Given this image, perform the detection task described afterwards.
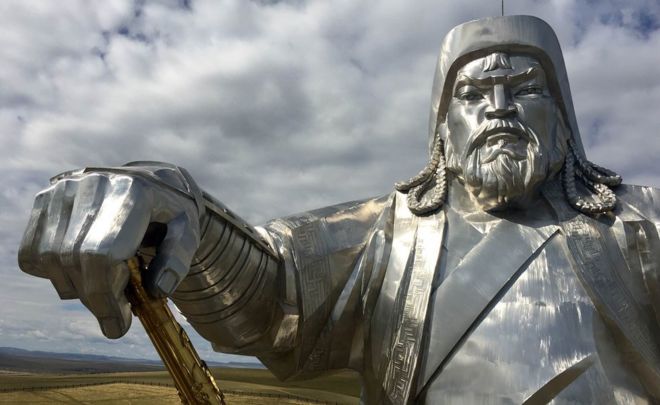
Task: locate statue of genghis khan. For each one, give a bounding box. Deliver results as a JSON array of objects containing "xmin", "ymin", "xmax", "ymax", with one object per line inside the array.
[{"xmin": 18, "ymin": 15, "xmax": 660, "ymax": 404}]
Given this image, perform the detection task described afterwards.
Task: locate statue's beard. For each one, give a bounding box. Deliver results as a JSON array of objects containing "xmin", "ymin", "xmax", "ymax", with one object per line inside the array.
[{"xmin": 446, "ymin": 118, "xmax": 562, "ymax": 211}]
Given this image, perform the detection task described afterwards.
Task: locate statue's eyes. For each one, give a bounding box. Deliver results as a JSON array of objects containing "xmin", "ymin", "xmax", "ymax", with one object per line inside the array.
[
  {"xmin": 515, "ymin": 86, "xmax": 544, "ymax": 97},
  {"xmin": 456, "ymin": 87, "xmax": 484, "ymax": 101}
]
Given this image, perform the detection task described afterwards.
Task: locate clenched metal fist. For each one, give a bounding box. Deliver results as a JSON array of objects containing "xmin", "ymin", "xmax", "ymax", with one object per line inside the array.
[{"xmin": 18, "ymin": 162, "xmax": 205, "ymax": 339}]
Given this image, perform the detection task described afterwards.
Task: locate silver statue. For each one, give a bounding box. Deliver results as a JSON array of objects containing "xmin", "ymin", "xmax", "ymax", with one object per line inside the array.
[{"xmin": 18, "ymin": 15, "xmax": 660, "ymax": 404}]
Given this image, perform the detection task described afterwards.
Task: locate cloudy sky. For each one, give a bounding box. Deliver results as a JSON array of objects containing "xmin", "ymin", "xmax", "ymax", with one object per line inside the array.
[{"xmin": 1, "ymin": 0, "xmax": 659, "ymax": 364}]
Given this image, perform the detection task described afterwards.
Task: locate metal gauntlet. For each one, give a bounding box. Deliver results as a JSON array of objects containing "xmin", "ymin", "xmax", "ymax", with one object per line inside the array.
[{"xmin": 171, "ymin": 193, "xmax": 287, "ymax": 354}]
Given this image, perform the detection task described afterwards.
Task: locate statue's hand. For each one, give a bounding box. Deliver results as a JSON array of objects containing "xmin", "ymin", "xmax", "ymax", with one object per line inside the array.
[{"xmin": 18, "ymin": 162, "xmax": 204, "ymax": 339}]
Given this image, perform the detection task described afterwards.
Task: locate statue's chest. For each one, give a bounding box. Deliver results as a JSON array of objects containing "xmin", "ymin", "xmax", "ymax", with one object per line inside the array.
[{"xmin": 416, "ymin": 226, "xmax": 619, "ymax": 404}]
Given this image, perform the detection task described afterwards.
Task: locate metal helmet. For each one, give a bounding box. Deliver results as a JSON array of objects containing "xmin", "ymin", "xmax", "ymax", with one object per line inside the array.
[{"xmin": 428, "ymin": 15, "xmax": 585, "ymax": 155}]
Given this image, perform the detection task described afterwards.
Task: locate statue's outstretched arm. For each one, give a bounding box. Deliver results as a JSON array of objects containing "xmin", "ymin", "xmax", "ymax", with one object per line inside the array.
[{"xmin": 18, "ymin": 161, "xmax": 389, "ymax": 380}]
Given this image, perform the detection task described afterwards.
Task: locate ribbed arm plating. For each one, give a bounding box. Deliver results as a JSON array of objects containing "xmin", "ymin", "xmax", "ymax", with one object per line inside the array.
[{"xmin": 171, "ymin": 192, "xmax": 292, "ymax": 354}]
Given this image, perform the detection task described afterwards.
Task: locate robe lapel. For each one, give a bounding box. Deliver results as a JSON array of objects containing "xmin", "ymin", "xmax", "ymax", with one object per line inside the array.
[
  {"xmin": 371, "ymin": 192, "xmax": 419, "ymax": 387},
  {"xmin": 383, "ymin": 210, "xmax": 445, "ymax": 404},
  {"xmin": 417, "ymin": 218, "xmax": 557, "ymax": 396},
  {"xmin": 372, "ymin": 192, "xmax": 446, "ymax": 405}
]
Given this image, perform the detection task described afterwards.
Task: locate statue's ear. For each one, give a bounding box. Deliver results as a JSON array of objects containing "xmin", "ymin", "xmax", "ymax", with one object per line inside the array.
[
  {"xmin": 557, "ymin": 106, "xmax": 570, "ymax": 140},
  {"xmin": 439, "ymin": 122, "xmax": 461, "ymax": 174},
  {"xmin": 429, "ymin": 121, "xmax": 448, "ymax": 153},
  {"xmin": 437, "ymin": 121, "xmax": 449, "ymax": 141}
]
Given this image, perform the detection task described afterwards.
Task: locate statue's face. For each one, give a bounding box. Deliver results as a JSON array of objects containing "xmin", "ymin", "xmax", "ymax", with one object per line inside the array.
[{"xmin": 443, "ymin": 53, "xmax": 567, "ymax": 211}]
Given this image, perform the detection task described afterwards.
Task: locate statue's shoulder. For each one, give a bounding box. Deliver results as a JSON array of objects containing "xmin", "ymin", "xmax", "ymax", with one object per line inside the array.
[
  {"xmin": 261, "ymin": 193, "xmax": 395, "ymax": 257},
  {"xmin": 266, "ymin": 193, "xmax": 394, "ymax": 230},
  {"xmin": 615, "ymin": 183, "xmax": 660, "ymax": 223}
]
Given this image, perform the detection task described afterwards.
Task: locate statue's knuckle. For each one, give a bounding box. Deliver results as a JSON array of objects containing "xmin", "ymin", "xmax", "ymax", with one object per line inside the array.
[
  {"xmin": 58, "ymin": 248, "xmax": 76, "ymax": 267},
  {"xmin": 81, "ymin": 172, "xmax": 109, "ymax": 185},
  {"xmin": 35, "ymin": 243, "xmax": 53, "ymax": 259},
  {"xmin": 34, "ymin": 189, "xmax": 52, "ymax": 202},
  {"xmin": 128, "ymin": 177, "xmax": 149, "ymax": 196},
  {"xmin": 18, "ymin": 232, "xmax": 34, "ymax": 250},
  {"xmin": 109, "ymin": 174, "xmax": 148, "ymax": 197},
  {"xmin": 80, "ymin": 247, "xmax": 111, "ymax": 264},
  {"xmin": 17, "ymin": 247, "xmax": 33, "ymax": 270}
]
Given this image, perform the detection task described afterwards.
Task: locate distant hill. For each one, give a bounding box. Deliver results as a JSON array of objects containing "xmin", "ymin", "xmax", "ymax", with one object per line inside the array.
[{"xmin": 0, "ymin": 347, "xmax": 263, "ymax": 374}]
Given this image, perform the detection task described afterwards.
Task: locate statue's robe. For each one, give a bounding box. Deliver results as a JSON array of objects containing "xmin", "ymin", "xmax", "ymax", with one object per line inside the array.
[{"xmin": 253, "ymin": 180, "xmax": 660, "ymax": 404}]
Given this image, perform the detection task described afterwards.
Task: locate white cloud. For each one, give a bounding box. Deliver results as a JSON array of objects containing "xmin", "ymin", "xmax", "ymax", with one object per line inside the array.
[{"xmin": 1, "ymin": 0, "xmax": 659, "ymax": 363}]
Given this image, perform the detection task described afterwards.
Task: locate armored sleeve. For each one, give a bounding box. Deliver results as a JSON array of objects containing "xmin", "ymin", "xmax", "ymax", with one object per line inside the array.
[
  {"xmin": 172, "ymin": 192, "xmax": 392, "ymax": 380},
  {"xmin": 171, "ymin": 192, "xmax": 286, "ymax": 354}
]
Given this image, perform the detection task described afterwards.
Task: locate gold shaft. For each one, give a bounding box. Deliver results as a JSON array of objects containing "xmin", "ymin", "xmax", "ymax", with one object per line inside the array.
[{"xmin": 125, "ymin": 256, "xmax": 226, "ymax": 405}]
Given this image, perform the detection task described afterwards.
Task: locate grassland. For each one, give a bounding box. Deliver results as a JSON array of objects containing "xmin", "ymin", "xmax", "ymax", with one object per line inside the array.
[{"xmin": 0, "ymin": 368, "xmax": 362, "ymax": 404}]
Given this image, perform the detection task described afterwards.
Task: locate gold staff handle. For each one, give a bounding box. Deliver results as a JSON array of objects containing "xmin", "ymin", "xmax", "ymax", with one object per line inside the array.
[{"xmin": 124, "ymin": 256, "xmax": 226, "ymax": 405}]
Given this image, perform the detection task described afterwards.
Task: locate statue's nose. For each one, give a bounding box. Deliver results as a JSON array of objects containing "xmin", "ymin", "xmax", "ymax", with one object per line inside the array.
[{"xmin": 485, "ymin": 84, "xmax": 516, "ymax": 119}]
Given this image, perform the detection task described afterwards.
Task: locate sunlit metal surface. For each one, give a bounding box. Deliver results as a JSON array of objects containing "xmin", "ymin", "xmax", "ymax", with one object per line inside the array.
[{"xmin": 18, "ymin": 15, "xmax": 660, "ymax": 405}]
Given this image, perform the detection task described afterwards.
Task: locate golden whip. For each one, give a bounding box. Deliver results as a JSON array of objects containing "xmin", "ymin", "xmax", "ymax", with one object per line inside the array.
[{"xmin": 125, "ymin": 256, "xmax": 226, "ymax": 405}]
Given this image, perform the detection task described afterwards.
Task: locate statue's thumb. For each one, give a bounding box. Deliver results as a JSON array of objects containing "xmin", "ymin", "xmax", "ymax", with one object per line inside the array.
[{"xmin": 144, "ymin": 212, "xmax": 200, "ymax": 297}]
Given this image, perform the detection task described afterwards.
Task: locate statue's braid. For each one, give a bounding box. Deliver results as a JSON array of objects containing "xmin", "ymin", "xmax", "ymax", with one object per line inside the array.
[
  {"xmin": 569, "ymin": 139, "xmax": 622, "ymax": 187},
  {"xmin": 395, "ymin": 138, "xmax": 442, "ymax": 192},
  {"xmin": 562, "ymin": 141, "xmax": 618, "ymax": 214},
  {"xmin": 428, "ymin": 142, "xmax": 448, "ymax": 210},
  {"xmin": 405, "ymin": 138, "xmax": 448, "ymax": 215}
]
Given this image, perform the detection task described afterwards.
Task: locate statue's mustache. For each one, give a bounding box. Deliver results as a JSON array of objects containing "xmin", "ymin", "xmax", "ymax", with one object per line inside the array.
[{"xmin": 464, "ymin": 119, "xmax": 537, "ymax": 162}]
